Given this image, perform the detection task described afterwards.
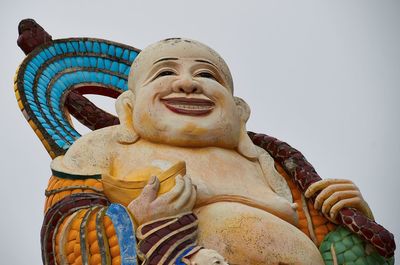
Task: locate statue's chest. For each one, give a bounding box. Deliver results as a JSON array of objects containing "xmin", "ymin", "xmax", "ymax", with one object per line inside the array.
[{"xmin": 111, "ymin": 143, "xmax": 272, "ymax": 201}]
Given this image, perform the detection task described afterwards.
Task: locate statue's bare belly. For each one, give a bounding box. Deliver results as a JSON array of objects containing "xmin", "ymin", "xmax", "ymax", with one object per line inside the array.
[{"xmin": 195, "ymin": 202, "xmax": 324, "ymax": 265}]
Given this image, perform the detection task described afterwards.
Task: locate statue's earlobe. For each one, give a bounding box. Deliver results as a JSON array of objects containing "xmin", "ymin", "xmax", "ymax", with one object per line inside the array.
[
  {"xmin": 114, "ymin": 90, "xmax": 139, "ymax": 144},
  {"xmin": 234, "ymin": 97, "xmax": 258, "ymax": 160}
]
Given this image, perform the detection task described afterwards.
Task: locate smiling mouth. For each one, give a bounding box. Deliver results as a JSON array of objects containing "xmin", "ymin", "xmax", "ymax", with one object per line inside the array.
[{"xmin": 161, "ymin": 97, "xmax": 215, "ymax": 116}]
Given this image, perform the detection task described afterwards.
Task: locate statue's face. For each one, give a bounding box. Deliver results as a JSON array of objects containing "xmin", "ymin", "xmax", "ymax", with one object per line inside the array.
[{"xmin": 129, "ymin": 39, "xmax": 242, "ymax": 148}]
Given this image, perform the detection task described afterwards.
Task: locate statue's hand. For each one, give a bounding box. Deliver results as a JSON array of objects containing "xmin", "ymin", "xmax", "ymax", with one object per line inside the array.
[
  {"xmin": 128, "ymin": 175, "xmax": 196, "ymax": 226},
  {"xmin": 304, "ymin": 178, "xmax": 373, "ymax": 224}
]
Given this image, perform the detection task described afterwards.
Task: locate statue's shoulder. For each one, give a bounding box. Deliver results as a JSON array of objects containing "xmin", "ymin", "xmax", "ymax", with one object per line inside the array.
[{"xmin": 51, "ymin": 126, "xmax": 119, "ymax": 175}]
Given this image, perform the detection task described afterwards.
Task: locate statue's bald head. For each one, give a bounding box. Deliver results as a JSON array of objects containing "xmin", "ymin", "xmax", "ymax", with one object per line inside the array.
[{"xmin": 128, "ymin": 38, "xmax": 234, "ymax": 94}]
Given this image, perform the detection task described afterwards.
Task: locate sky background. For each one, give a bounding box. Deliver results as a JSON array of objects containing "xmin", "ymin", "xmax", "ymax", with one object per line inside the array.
[{"xmin": 0, "ymin": 0, "xmax": 399, "ymax": 263}]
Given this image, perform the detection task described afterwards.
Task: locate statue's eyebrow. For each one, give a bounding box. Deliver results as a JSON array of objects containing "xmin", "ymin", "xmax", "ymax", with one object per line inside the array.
[
  {"xmin": 194, "ymin": 59, "xmax": 217, "ymax": 68},
  {"xmin": 153, "ymin": 57, "xmax": 179, "ymax": 65}
]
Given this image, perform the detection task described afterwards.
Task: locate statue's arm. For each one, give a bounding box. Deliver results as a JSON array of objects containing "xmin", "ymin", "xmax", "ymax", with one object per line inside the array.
[
  {"xmin": 42, "ymin": 128, "xmax": 140, "ymax": 265},
  {"xmin": 42, "ymin": 174, "xmax": 137, "ymax": 265}
]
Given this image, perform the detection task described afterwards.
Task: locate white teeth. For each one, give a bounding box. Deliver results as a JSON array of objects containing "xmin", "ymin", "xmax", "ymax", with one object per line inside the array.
[{"xmin": 171, "ymin": 104, "xmax": 212, "ymax": 110}]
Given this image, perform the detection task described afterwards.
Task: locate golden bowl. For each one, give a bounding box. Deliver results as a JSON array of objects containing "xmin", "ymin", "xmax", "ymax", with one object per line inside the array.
[{"xmin": 102, "ymin": 161, "xmax": 186, "ymax": 206}]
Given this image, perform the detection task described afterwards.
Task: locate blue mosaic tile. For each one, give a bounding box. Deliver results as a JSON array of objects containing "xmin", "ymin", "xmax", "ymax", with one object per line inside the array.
[
  {"xmin": 103, "ymin": 74, "xmax": 111, "ymax": 85},
  {"xmin": 97, "ymin": 58, "xmax": 104, "ymax": 69},
  {"xmin": 79, "ymin": 41, "xmax": 86, "ymax": 52},
  {"xmin": 71, "ymin": 41, "xmax": 79, "ymax": 52},
  {"xmin": 44, "ymin": 49, "xmax": 53, "ymax": 59},
  {"xmin": 59, "ymin": 43, "xmax": 68, "ymax": 53},
  {"xmin": 30, "ymin": 57, "xmax": 41, "ymax": 70},
  {"xmin": 117, "ymin": 79, "xmax": 126, "ymax": 89},
  {"xmin": 116, "ymin": 47, "xmax": 123, "ymax": 57},
  {"xmin": 111, "ymin": 75, "xmax": 119, "ymax": 87},
  {"xmin": 66, "ymin": 42, "xmax": 75, "ymax": 53},
  {"xmin": 124, "ymin": 67, "xmax": 130, "ymax": 76},
  {"xmin": 108, "ymin": 45, "xmax": 115, "ymax": 57},
  {"xmin": 54, "ymin": 44, "xmax": 63, "ymax": 55},
  {"xmin": 85, "ymin": 41, "xmax": 92, "ymax": 52},
  {"xmin": 70, "ymin": 57, "xmax": 78, "ymax": 67},
  {"xmin": 101, "ymin": 43, "xmax": 108, "ymax": 54},
  {"xmin": 129, "ymin": 51, "xmax": 137, "ymax": 62},
  {"xmin": 83, "ymin": 57, "xmax": 90, "ymax": 67},
  {"xmin": 89, "ymin": 57, "xmax": 97, "ymax": 67},
  {"xmin": 93, "ymin": 42, "xmax": 100, "ymax": 53},
  {"xmin": 111, "ymin": 61, "xmax": 118, "ymax": 72},
  {"xmin": 122, "ymin": 49, "xmax": 129, "ymax": 60},
  {"xmin": 25, "ymin": 64, "xmax": 37, "ymax": 75},
  {"xmin": 48, "ymin": 46, "xmax": 57, "ymax": 57},
  {"xmin": 104, "ymin": 59, "xmax": 111, "ymax": 70},
  {"xmin": 76, "ymin": 57, "xmax": 84, "ymax": 67}
]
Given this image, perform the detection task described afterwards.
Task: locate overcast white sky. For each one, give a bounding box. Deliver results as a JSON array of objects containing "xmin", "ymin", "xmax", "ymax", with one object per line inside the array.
[{"xmin": 0, "ymin": 0, "xmax": 399, "ymax": 263}]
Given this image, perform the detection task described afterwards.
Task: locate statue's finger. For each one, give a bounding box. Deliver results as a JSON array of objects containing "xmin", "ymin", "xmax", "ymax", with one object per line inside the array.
[
  {"xmin": 329, "ymin": 197, "xmax": 362, "ymax": 220},
  {"xmin": 321, "ymin": 190, "xmax": 359, "ymax": 216},
  {"xmin": 139, "ymin": 176, "xmax": 160, "ymax": 203},
  {"xmin": 305, "ymin": 178, "xmax": 353, "ymax": 198},
  {"xmin": 313, "ymin": 183, "xmax": 355, "ymax": 210},
  {"xmin": 158, "ymin": 175, "xmax": 185, "ymax": 203},
  {"xmin": 183, "ymin": 186, "xmax": 197, "ymax": 212},
  {"xmin": 174, "ymin": 177, "xmax": 194, "ymax": 210}
]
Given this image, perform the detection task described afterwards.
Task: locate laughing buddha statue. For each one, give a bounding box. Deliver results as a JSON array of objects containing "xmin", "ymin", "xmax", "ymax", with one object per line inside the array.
[
  {"xmin": 14, "ymin": 20, "xmax": 393, "ymax": 264},
  {"xmin": 39, "ymin": 38, "xmax": 382, "ymax": 265}
]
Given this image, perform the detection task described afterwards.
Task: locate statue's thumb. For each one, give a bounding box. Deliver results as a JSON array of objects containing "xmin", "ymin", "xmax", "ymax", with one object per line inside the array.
[{"xmin": 140, "ymin": 176, "xmax": 160, "ymax": 203}]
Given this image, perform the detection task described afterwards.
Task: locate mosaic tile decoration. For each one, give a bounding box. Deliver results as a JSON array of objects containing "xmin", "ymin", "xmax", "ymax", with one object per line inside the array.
[{"xmin": 14, "ymin": 38, "xmax": 140, "ymax": 158}]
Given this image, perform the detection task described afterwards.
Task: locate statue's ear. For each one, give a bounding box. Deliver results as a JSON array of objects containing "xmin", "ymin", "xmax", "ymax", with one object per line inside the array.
[
  {"xmin": 114, "ymin": 90, "xmax": 139, "ymax": 144},
  {"xmin": 234, "ymin": 96, "xmax": 250, "ymax": 123},
  {"xmin": 234, "ymin": 97, "xmax": 258, "ymax": 161}
]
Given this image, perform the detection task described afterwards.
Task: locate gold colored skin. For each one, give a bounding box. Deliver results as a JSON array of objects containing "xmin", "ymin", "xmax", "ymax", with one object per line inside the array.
[{"xmin": 51, "ymin": 39, "xmax": 371, "ymax": 265}]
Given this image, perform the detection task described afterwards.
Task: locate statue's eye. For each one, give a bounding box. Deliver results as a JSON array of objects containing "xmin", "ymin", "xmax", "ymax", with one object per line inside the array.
[
  {"xmin": 196, "ymin": 72, "xmax": 216, "ymax": 80},
  {"xmin": 155, "ymin": 70, "xmax": 175, "ymax": 78}
]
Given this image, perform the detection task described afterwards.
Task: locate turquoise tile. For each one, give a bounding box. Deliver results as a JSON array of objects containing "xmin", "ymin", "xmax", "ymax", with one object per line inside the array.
[
  {"xmin": 71, "ymin": 41, "xmax": 79, "ymax": 52},
  {"xmin": 108, "ymin": 45, "xmax": 115, "ymax": 56},
  {"xmin": 79, "ymin": 41, "xmax": 86, "ymax": 52},
  {"xmin": 31, "ymin": 57, "xmax": 42, "ymax": 70},
  {"xmin": 48, "ymin": 46, "xmax": 57, "ymax": 56},
  {"xmin": 98, "ymin": 58, "xmax": 104, "ymax": 69},
  {"xmin": 117, "ymin": 79, "xmax": 125, "ymax": 89},
  {"xmin": 116, "ymin": 47, "xmax": 123, "ymax": 57},
  {"xmin": 119, "ymin": 63, "xmax": 128, "ymax": 74},
  {"xmin": 104, "ymin": 59, "xmax": 111, "ymax": 69},
  {"xmin": 64, "ymin": 58, "xmax": 72, "ymax": 68},
  {"xmin": 59, "ymin": 43, "xmax": 68, "ymax": 53},
  {"xmin": 44, "ymin": 49, "xmax": 53, "ymax": 59},
  {"xmin": 25, "ymin": 64, "xmax": 37, "ymax": 75},
  {"xmin": 66, "ymin": 42, "xmax": 75, "ymax": 53},
  {"xmin": 93, "ymin": 42, "xmax": 100, "ymax": 53},
  {"xmin": 129, "ymin": 51, "xmax": 137, "ymax": 62},
  {"xmin": 70, "ymin": 58, "xmax": 78, "ymax": 67},
  {"xmin": 122, "ymin": 49, "xmax": 129, "ymax": 60},
  {"xmin": 85, "ymin": 41, "xmax": 92, "ymax": 52},
  {"xmin": 111, "ymin": 75, "xmax": 119, "ymax": 86},
  {"xmin": 54, "ymin": 44, "xmax": 63, "ymax": 55},
  {"xmin": 111, "ymin": 61, "xmax": 118, "ymax": 72},
  {"xmin": 83, "ymin": 57, "xmax": 90, "ymax": 67},
  {"xmin": 101, "ymin": 43, "xmax": 108, "ymax": 54},
  {"xmin": 76, "ymin": 57, "xmax": 84, "ymax": 67},
  {"xmin": 89, "ymin": 57, "xmax": 97, "ymax": 67},
  {"xmin": 103, "ymin": 74, "xmax": 111, "ymax": 85},
  {"xmin": 24, "ymin": 71, "xmax": 34, "ymax": 83},
  {"xmin": 47, "ymin": 64, "xmax": 58, "ymax": 75}
]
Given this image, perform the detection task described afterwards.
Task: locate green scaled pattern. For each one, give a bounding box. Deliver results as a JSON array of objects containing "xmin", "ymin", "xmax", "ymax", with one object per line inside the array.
[{"xmin": 320, "ymin": 226, "xmax": 394, "ymax": 265}]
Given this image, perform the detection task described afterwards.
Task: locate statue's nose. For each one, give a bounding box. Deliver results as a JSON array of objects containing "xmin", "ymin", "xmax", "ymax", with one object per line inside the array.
[{"xmin": 172, "ymin": 75, "xmax": 201, "ymax": 94}]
